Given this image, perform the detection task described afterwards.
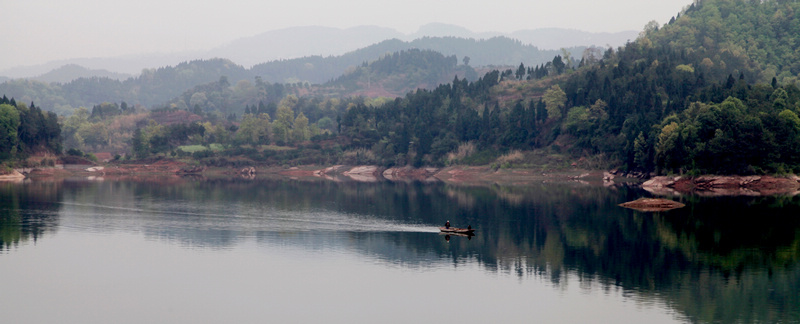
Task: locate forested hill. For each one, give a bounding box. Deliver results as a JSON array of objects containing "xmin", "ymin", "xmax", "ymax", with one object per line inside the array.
[
  {"xmin": 251, "ymin": 37, "xmax": 582, "ymax": 85},
  {"xmin": 0, "ymin": 36, "xmax": 580, "ymax": 115},
  {"xmin": 556, "ymin": 0, "xmax": 800, "ymax": 174},
  {"xmin": 649, "ymin": 0, "xmax": 800, "ymax": 85},
  {"xmin": 33, "ymin": 64, "xmax": 132, "ymax": 83},
  {"xmin": 320, "ymin": 49, "xmax": 468, "ymax": 98},
  {"xmin": 334, "ymin": 0, "xmax": 800, "ymax": 174},
  {"xmin": 0, "ymin": 59, "xmax": 250, "ymax": 115},
  {"xmin": 166, "ymin": 49, "xmax": 471, "ymax": 118}
]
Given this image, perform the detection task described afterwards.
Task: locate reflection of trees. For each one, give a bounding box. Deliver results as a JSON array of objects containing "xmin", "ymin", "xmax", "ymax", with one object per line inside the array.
[
  {"xmin": 650, "ymin": 197, "xmax": 800, "ymax": 323},
  {"xmin": 453, "ymin": 185, "xmax": 800, "ymax": 324},
  {"xmin": 0, "ymin": 206, "xmax": 22, "ymax": 250},
  {"xmin": 43, "ymin": 178, "xmax": 800, "ymax": 322},
  {"xmin": 0, "ymin": 181, "xmax": 62, "ymax": 252}
]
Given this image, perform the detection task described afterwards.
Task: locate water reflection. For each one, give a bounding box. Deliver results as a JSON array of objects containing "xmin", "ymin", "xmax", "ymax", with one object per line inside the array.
[
  {"xmin": 0, "ymin": 181, "xmax": 61, "ymax": 252},
  {"xmin": 442, "ymin": 232, "xmax": 474, "ymax": 242},
  {"xmin": 0, "ymin": 177, "xmax": 798, "ymax": 322}
]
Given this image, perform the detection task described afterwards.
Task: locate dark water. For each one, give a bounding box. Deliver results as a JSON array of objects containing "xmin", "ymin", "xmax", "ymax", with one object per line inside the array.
[{"xmin": 1, "ymin": 178, "xmax": 798, "ymax": 323}]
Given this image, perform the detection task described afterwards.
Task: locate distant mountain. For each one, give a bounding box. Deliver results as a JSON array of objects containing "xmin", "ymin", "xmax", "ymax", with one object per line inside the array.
[
  {"xmin": 0, "ymin": 52, "xmax": 203, "ymax": 79},
  {"xmin": 251, "ymin": 36, "xmax": 584, "ymax": 85},
  {"xmin": 217, "ymin": 24, "xmax": 636, "ymax": 68},
  {"xmin": 406, "ymin": 36, "xmax": 578, "ymax": 67},
  {"xmin": 0, "ymin": 34, "xmax": 591, "ymax": 112},
  {"xmin": 321, "ymin": 49, "xmax": 465, "ymax": 98},
  {"xmin": 32, "ymin": 64, "xmax": 132, "ymax": 83},
  {"xmin": 207, "ymin": 25, "xmax": 404, "ymax": 67},
  {"xmin": 0, "ymin": 23, "xmax": 637, "ymax": 80},
  {"xmin": 408, "ymin": 23, "xmax": 502, "ymax": 41},
  {"xmin": 510, "ymin": 28, "xmax": 638, "ymax": 50},
  {"xmin": 0, "ymin": 58, "xmax": 250, "ymax": 113}
]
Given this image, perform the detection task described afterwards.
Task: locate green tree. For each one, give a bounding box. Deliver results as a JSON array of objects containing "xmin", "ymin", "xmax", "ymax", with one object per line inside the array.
[
  {"xmin": 587, "ymin": 99, "xmax": 608, "ymax": 123},
  {"xmin": 560, "ymin": 48, "xmax": 573, "ymax": 69},
  {"xmin": 654, "ymin": 124, "xmax": 679, "ymax": 172},
  {"xmin": 273, "ymin": 97, "xmax": 296, "ymax": 144},
  {"xmin": 0, "ymin": 104, "xmax": 20, "ymax": 160},
  {"xmin": 131, "ymin": 128, "xmax": 148, "ymax": 158},
  {"xmin": 292, "ymin": 113, "xmax": 309, "ymax": 142},
  {"xmin": 235, "ymin": 114, "xmax": 271, "ymax": 145},
  {"xmin": 316, "ymin": 117, "xmax": 334, "ymax": 132},
  {"xmin": 543, "ymin": 85, "xmax": 567, "ymax": 121},
  {"xmin": 551, "ymin": 55, "xmax": 565, "ymax": 75},
  {"xmin": 515, "ymin": 63, "xmax": 526, "ymax": 80},
  {"xmin": 189, "ymin": 92, "xmax": 208, "ymax": 111},
  {"xmin": 15, "ymin": 103, "xmax": 40, "ymax": 153},
  {"xmin": 62, "ymin": 107, "xmax": 90, "ymax": 150},
  {"xmin": 77, "ymin": 123, "xmax": 109, "ymax": 151},
  {"xmin": 90, "ymin": 102, "xmax": 121, "ymax": 121}
]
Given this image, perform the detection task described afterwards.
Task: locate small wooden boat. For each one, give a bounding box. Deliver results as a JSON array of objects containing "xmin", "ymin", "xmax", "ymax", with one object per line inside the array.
[{"xmin": 439, "ymin": 227, "xmax": 475, "ymax": 234}]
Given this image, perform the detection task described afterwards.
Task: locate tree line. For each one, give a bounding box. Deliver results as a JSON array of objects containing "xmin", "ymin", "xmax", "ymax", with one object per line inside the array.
[
  {"xmin": 0, "ymin": 96, "xmax": 61, "ymax": 163},
  {"xmin": 333, "ymin": 0, "xmax": 800, "ymax": 174}
]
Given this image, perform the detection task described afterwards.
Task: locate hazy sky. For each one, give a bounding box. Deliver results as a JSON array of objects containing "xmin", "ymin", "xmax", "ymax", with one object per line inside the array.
[{"xmin": 2, "ymin": 0, "xmax": 691, "ymax": 70}]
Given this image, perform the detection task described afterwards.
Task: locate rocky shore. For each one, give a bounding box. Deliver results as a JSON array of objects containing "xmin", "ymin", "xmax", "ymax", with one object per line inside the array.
[
  {"xmin": 0, "ymin": 169, "xmax": 26, "ymax": 182},
  {"xmin": 14, "ymin": 159, "xmax": 610, "ymax": 186},
  {"xmin": 643, "ymin": 175, "xmax": 800, "ymax": 196},
  {"xmin": 11, "ymin": 158, "xmax": 800, "ymax": 196},
  {"xmin": 619, "ymin": 198, "xmax": 686, "ymax": 212}
]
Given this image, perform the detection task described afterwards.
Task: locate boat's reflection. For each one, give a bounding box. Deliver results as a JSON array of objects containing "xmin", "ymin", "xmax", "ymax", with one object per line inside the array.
[{"xmin": 441, "ymin": 232, "xmax": 474, "ymax": 241}]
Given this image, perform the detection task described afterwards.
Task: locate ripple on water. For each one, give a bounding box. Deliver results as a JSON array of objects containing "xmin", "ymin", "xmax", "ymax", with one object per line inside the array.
[{"xmin": 58, "ymin": 201, "xmax": 440, "ymax": 235}]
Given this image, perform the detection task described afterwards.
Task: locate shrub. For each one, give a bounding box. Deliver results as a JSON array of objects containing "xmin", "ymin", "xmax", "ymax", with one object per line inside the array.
[
  {"xmin": 67, "ymin": 148, "xmax": 84, "ymax": 156},
  {"xmin": 0, "ymin": 164, "xmax": 13, "ymax": 175},
  {"xmin": 178, "ymin": 145, "xmax": 209, "ymax": 153},
  {"xmin": 461, "ymin": 149, "xmax": 498, "ymax": 166},
  {"xmin": 496, "ymin": 150, "xmax": 524, "ymax": 165},
  {"xmin": 446, "ymin": 142, "xmax": 476, "ymax": 165},
  {"xmin": 192, "ymin": 150, "xmax": 214, "ymax": 159},
  {"xmin": 341, "ymin": 148, "xmax": 377, "ymax": 165}
]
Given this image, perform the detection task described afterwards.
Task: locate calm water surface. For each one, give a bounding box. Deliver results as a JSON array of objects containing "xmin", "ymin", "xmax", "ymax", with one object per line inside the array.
[{"xmin": 1, "ymin": 178, "xmax": 798, "ymax": 323}]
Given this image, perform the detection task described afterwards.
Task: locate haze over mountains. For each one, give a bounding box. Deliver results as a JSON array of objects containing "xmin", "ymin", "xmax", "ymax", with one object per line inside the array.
[
  {"xmin": 0, "ymin": 23, "xmax": 637, "ymax": 81},
  {"xmin": 212, "ymin": 23, "xmax": 637, "ymax": 67},
  {"xmin": 8, "ymin": 0, "xmax": 800, "ymax": 179}
]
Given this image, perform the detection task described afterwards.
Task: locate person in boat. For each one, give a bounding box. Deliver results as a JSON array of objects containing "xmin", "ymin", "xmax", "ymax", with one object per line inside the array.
[
  {"xmin": 445, "ymin": 220, "xmax": 450, "ymax": 229},
  {"xmin": 467, "ymin": 225, "xmax": 471, "ymax": 230}
]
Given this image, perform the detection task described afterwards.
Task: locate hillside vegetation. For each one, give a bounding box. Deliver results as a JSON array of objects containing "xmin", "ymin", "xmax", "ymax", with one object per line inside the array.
[
  {"xmin": 556, "ymin": 0, "xmax": 800, "ymax": 174},
  {"xmin": 0, "ymin": 96, "xmax": 61, "ymax": 165},
  {"xmin": 4, "ymin": 0, "xmax": 800, "ymax": 176},
  {"xmin": 331, "ymin": 0, "xmax": 800, "ymax": 174}
]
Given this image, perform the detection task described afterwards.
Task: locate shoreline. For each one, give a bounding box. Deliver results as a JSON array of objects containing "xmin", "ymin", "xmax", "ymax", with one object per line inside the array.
[
  {"xmin": 13, "ymin": 159, "xmax": 800, "ymax": 196},
  {"xmin": 643, "ymin": 175, "xmax": 800, "ymax": 196},
  {"xmin": 17, "ymin": 160, "xmax": 618, "ymax": 186}
]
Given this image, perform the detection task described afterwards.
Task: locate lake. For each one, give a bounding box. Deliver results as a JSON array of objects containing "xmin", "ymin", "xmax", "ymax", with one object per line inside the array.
[{"xmin": 1, "ymin": 177, "xmax": 798, "ymax": 323}]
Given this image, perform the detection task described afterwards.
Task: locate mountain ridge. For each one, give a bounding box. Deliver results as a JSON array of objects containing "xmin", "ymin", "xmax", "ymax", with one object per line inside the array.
[
  {"xmin": 33, "ymin": 64, "xmax": 132, "ymax": 83},
  {"xmin": 0, "ymin": 36, "xmax": 580, "ymax": 112},
  {"xmin": 0, "ymin": 24, "xmax": 637, "ymax": 81}
]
